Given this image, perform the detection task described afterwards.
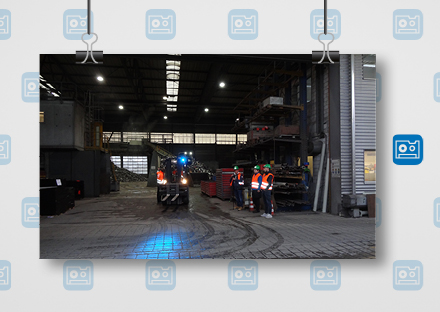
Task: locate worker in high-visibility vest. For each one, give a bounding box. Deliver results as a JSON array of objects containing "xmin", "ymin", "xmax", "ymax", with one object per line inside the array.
[
  {"xmin": 156, "ymin": 167, "xmax": 166, "ymax": 203},
  {"xmin": 251, "ymin": 165, "xmax": 263, "ymax": 213},
  {"xmin": 230, "ymin": 166, "xmax": 245, "ymax": 210},
  {"xmin": 261, "ymin": 164, "xmax": 274, "ymax": 218},
  {"xmin": 157, "ymin": 168, "xmax": 165, "ymax": 185},
  {"xmin": 172, "ymin": 169, "xmax": 177, "ymax": 182}
]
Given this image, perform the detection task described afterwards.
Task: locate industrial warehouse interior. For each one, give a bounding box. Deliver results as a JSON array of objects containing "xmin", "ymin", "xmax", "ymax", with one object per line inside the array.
[{"xmin": 39, "ymin": 54, "xmax": 376, "ymax": 259}]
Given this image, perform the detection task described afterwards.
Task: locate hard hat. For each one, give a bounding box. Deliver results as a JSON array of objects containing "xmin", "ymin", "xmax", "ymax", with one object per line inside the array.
[
  {"xmin": 264, "ymin": 164, "xmax": 271, "ymax": 168},
  {"xmin": 253, "ymin": 165, "xmax": 260, "ymax": 170},
  {"xmin": 233, "ymin": 166, "xmax": 239, "ymax": 170}
]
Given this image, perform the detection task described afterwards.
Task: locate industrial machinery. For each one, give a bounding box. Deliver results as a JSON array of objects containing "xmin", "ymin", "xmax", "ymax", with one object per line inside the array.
[
  {"xmin": 157, "ymin": 153, "xmax": 192, "ymax": 206},
  {"xmin": 341, "ymin": 194, "xmax": 368, "ymax": 218}
]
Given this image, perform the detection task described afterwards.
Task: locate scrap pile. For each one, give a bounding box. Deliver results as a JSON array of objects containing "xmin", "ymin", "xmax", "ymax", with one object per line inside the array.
[
  {"xmin": 188, "ymin": 160, "xmax": 214, "ymax": 175},
  {"xmin": 187, "ymin": 160, "xmax": 215, "ymax": 180},
  {"xmin": 272, "ymin": 163, "xmax": 303, "ymax": 176},
  {"xmin": 273, "ymin": 182, "xmax": 306, "ymax": 192},
  {"xmin": 111, "ymin": 163, "xmax": 149, "ymax": 182}
]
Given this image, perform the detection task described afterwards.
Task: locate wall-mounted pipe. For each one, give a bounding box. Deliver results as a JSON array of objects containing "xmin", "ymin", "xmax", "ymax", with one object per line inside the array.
[
  {"xmin": 322, "ymin": 156, "xmax": 330, "ymax": 213},
  {"xmin": 308, "ymin": 139, "xmax": 323, "ymax": 156},
  {"xmin": 351, "ymin": 54, "xmax": 356, "ymax": 194},
  {"xmin": 313, "ymin": 139, "xmax": 326, "ymax": 212}
]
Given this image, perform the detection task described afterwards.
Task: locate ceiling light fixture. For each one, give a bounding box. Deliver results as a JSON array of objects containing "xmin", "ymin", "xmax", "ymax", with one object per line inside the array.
[
  {"xmin": 204, "ymin": 108, "xmax": 209, "ymax": 112},
  {"xmin": 219, "ymin": 82, "xmax": 225, "ymax": 88},
  {"xmin": 164, "ymin": 116, "xmax": 168, "ymax": 119},
  {"xmin": 118, "ymin": 105, "xmax": 124, "ymax": 110},
  {"xmin": 97, "ymin": 76, "xmax": 104, "ymax": 82}
]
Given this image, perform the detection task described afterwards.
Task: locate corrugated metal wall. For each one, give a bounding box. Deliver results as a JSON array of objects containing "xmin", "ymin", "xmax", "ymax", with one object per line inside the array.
[
  {"xmin": 353, "ymin": 55, "xmax": 376, "ymax": 194},
  {"xmin": 340, "ymin": 55, "xmax": 352, "ymax": 194}
]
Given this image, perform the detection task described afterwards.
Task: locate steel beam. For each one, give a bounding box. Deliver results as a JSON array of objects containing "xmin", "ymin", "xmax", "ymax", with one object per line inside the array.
[{"xmin": 299, "ymin": 64, "xmax": 308, "ymax": 165}]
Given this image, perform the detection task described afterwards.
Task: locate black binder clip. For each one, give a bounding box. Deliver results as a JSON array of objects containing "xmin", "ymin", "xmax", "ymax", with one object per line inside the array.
[
  {"xmin": 312, "ymin": 0, "xmax": 339, "ymax": 64},
  {"xmin": 312, "ymin": 33, "xmax": 339, "ymax": 64},
  {"xmin": 75, "ymin": 32, "xmax": 103, "ymax": 64},
  {"xmin": 75, "ymin": 0, "xmax": 103, "ymax": 64}
]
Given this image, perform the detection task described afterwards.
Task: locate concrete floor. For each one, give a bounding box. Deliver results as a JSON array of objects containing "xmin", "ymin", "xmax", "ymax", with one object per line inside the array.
[{"xmin": 40, "ymin": 182, "xmax": 375, "ymax": 259}]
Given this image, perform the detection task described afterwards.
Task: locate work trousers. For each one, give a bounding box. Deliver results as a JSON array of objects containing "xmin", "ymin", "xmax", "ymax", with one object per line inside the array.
[
  {"xmin": 252, "ymin": 190, "xmax": 261, "ymax": 212},
  {"xmin": 234, "ymin": 188, "xmax": 243, "ymax": 207},
  {"xmin": 262, "ymin": 190, "xmax": 272, "ymax": 214}
]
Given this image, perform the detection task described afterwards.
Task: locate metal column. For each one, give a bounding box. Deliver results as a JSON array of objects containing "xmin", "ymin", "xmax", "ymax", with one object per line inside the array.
[
  {"xmin": 284, "ymin": 64, "xmax": 293, "ymax": 165},
  {"xmin": 299, "ymin": 64, "xmax": 308, "ymax": 165}
]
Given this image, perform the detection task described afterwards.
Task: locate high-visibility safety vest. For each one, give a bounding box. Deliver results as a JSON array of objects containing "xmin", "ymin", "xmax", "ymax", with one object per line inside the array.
[
  {"xmin": 157, "ymin": 171, "xmax": 164, "ymax": 184},
  {"xmin": 262, "ymin": 172, "xmax": 274, "ymax": 190},
  {"xmin": 251, "ymin": 173, "xmax": 262, "ymax": 190},
  {"xmin": 230, "ymin": 172, "xmax": 244, "ymax": 187}
]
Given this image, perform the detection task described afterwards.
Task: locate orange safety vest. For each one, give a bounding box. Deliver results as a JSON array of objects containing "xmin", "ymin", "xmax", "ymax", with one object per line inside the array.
[
  {"xmin": 157, "ymin": 171, "xmax": 164, "ymax": 184},
  {"xmin": 251, "ymin": 173, "xmax": 262, "ymax": 190},
  {"xmin": 230, "ymin": 172, "xmax": 244, "ymax": 187},
  {"xmin": 262, "ymin": 172, "xmax": 274, "ymax": 190}
]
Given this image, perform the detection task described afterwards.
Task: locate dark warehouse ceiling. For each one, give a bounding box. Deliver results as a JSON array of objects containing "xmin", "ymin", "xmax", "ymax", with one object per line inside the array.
[{"xmin": 39, "ymin": 54, "xmax": 311, "ymax": 133}]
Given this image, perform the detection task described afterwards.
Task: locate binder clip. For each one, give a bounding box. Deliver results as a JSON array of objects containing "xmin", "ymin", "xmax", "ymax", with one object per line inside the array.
[
  {"xmin": 312, "ymin": 33, "xmax": 339, "ymax": 64},
  {"xmin": 75, "ymin": 32, "xmax": 103, "ymax": 64},
  {"xmin": 75, "ymin": 0, "xmax": 103, "ymax": 64}
]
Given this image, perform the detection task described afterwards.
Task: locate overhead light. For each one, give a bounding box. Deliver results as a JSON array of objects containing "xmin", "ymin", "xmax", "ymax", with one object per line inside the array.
[
  {"xmin": 219, "ymin": 82, "xmax": 225, "ymax": 88},
  {"xmin": 189, "ymin": 152, "xmax": 193, "ymax": 155},
  {"xmin": 164, "ymin": 116, "xmax": 168, "ymax": 119},
  {"xmin": 236, "ymin": 118, "xmax": 239, "ymax": 121},
  {"xmin": 204, "ymin": 108, "xmax": 209, "ymax": 112},
  {"xmin": 118, "ymin": 105, "xmax": 124, "ymax": 110},
  {"xmin": 166, "ymin": 59, "xmax": 181, "ymax": 104},
  {"xmin": 184, "ymin": 152, "xmax": 188, "ymax": 155},
  {"xmin": 167, "ymin": 104, "xmax": 177, "ymax": 112},
  {"xmin": 163, "ymin": 96, "xmax": 167, "ymax": 100},
  {"xmin": 97, "ymin": 76, "xmax": 104, "ymax": 82}
]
